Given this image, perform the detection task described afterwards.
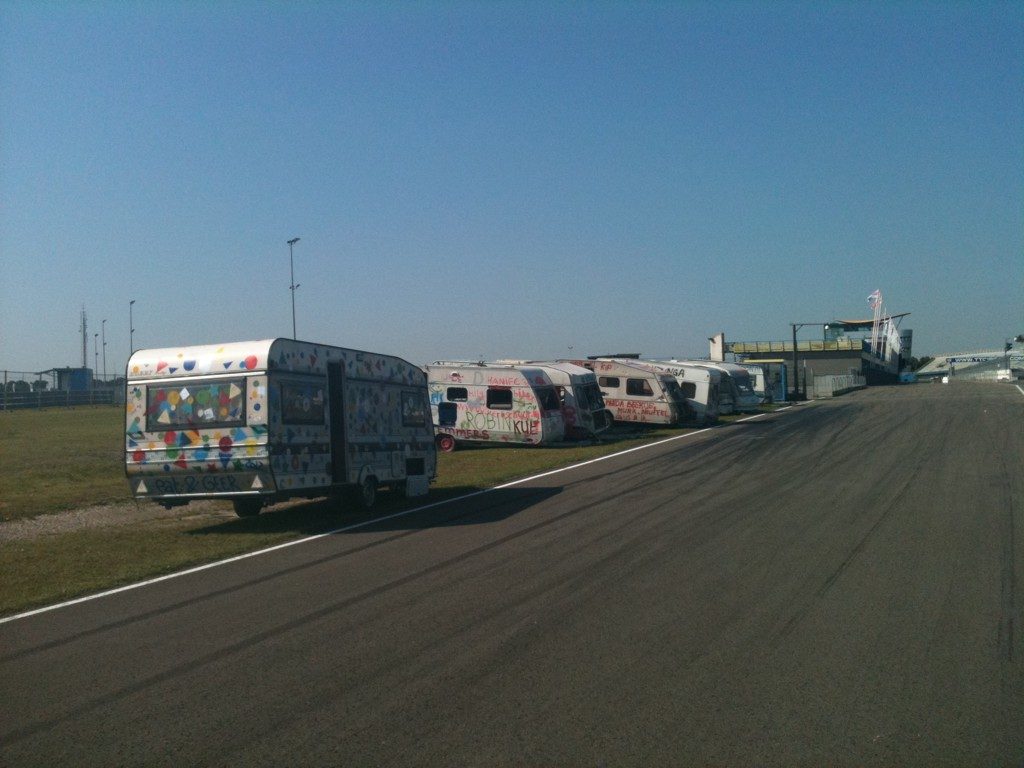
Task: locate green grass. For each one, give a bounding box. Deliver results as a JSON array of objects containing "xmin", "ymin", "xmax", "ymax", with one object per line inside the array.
[
  {"xmin": 0, "ymin": 406, "xmax": 768, "ymax": 616},
  {"xmin": 0, "ymin": 405, "xmax": 127, "ymax": 522}
]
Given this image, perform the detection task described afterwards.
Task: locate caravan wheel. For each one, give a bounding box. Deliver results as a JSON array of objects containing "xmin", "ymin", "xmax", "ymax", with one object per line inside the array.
[
  {"xmin": 232, "ymin": 497, "xmax": 263, "ymax": 517},
  {"xmin": 437, "ymin": 434, "xmax": 456, "ymax": 453},
  {"xmin": 359, "ymin": 476, "xmax": 378, "ymax": 509}
]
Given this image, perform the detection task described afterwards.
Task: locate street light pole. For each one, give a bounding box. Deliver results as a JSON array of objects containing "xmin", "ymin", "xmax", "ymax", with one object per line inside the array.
[
  {"xmin": 94, "ymin": 333, "xmax": 99, "ymax": 387},
  {"xmin": 129, "ymin": 299, "xmax": 136, "ymax": 357},
  {"xmin": 102, "ymin": 319, "xmax": 107, "ymax": 381},
  {"xmin": 288, "ymin": 237, "xmax": 301, "ymax": 339}
]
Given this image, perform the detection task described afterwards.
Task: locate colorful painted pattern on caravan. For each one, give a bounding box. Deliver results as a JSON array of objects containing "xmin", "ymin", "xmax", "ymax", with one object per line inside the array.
[
  {"xmin": 125, "ymin": 339, "xmax": 436, "ymax": 515},
  {"xmin": 562, "ymin": 359, "xmax": 689, "ymax": 425},
  {"xmin": 641, "ymin": 360, "xmax": 722, "ymax": 425},
  {"xmin": 427, "ymin": 362, "xmax": 566, "ymax": 450}
]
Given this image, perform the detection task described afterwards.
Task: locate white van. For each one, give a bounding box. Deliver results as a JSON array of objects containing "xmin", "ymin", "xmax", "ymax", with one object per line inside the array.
[
  {"xmin": 642, "ymin": 360, "xmax": 721, "ymax": 424},
  {"xmin": 125, "ymin": 338, "xmax": 437, "ymax": 516},
  {"xmin": 426, "ymin": 362, "xmax": 566, "ymax": 451},
  {"xmin": 563, "ymin": 358, "xmax": 690, "ymax": 425}
]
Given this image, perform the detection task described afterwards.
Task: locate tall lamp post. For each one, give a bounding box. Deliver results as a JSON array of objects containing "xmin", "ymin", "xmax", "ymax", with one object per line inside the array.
[
  {"xmin": 94, "ymin": 333, "xmax": 99, "ymax": 388},
  {"xmin": 102, "ymin": 318, "xmax": 107, "ymax": 381},
  {"xmin": 288, "ymin": 237, "xmax": 301, "ymax": 339},
  {"xmin": 129, "ymin": 299, "xmax": 136, "ymax": 357},
  {"xmin": 790, "ymin": 322, "xmax": 827, "ymax": 401}
]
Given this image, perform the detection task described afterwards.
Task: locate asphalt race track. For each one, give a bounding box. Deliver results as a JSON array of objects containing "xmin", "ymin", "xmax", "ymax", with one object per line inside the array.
[{"xmin": 2, "ymin": 383, "xmax": 1022, "ymax": 766}]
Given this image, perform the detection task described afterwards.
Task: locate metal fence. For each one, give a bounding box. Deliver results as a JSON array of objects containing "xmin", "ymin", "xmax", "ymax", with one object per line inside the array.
[
  {"xmin": 811, "ymin": 374, "xmax": 866, "ymax": 398},
  {"xmin": 1, "ymin": 370, "xmax": 124, "ymax": 411}
]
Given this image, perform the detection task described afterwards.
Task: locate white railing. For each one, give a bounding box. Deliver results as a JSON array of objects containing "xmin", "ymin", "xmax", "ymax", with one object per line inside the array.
[{"xmin": 811, "ymin": 374, "xmax": 866, "ymax": 398}]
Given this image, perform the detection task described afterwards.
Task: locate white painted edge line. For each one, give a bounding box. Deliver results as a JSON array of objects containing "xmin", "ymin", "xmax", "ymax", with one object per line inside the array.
[
  {"xmin": 1016, "ymin": 384, "xmax": 1024, "ymax": 397},
  {"xmin": 1, "ymin": 409, "xmax": 781, "ymax": 625}
]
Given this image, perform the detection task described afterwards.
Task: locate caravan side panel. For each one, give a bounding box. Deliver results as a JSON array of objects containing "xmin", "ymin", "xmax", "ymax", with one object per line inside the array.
[
  {"xmin": 428, "ymin": 365, "xmax": 565, "ymax": 446},
  {"xmin": 269, "ymin": 340, "xmax": 436, "ymax": 492}
]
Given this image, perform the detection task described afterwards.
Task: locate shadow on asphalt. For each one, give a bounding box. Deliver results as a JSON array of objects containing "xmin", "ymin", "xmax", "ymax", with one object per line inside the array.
[{"xmin": 186, "ymin": 485, "xmax": 563, "ymax": 538}]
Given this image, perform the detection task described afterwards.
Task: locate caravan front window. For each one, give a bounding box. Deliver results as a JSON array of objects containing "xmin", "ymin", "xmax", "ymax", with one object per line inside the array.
[
  {"xmin": 146, "ymin": 378, "xmax": 246, "ymax": 431},
  {"xmin": 664, "ymin": 379, "xmax": 688, "ymax": 407},
  {"xmin": 536, "ymin": 386, "xmax": 560, "ymax": 412},
  {"xmin": 577, "ymin": 383, "xmax": 605, "ymax": 410}
]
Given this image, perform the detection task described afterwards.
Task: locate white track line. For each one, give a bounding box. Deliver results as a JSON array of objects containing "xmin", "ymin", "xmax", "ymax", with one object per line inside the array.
[
  {"xmin": 1016, "ymin": 384, "xmax": 1024, "ymax": 397},
  {"xmin": 1, "ymin": 409, "xmax": 782, "ymax": 625}
]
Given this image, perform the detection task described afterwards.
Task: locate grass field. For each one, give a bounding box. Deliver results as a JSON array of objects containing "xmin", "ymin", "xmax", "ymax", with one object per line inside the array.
[
  {"xmin": 0, "ymin": 405, "xmax": 126, "ymax": 522},
  {"xmin": 0, "ymin": 405, "xmax": 754, "ymax": 616}
]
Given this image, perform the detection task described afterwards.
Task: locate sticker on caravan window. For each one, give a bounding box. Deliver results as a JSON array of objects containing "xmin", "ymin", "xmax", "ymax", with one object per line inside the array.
[
  {"xmin": 146, "ymin": 379, "xmax": 247, "ymax": 431},
  {"xmin": 402, "ymin": 390, "xmax": 427, "ymax": 427}
]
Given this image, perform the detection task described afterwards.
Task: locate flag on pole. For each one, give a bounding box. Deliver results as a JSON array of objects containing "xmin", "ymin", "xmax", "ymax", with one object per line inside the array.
[{"xmin": 867, "ymin": 289, "xmax": 881, "ymax": 309}]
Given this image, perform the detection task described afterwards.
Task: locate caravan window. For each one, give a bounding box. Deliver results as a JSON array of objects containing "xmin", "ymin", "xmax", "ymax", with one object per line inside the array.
[
  {"xmin": 626, "ymin": 378, "xmax": 654, "ymax": 396},
  {"xmin": 446, "ymin": 387, "xmax": 468, "ymax": 402},
  {"xmin": 578, "ymin": 383, "xmax": 605, "ymax": 410},
  {"xmin": 437, "ymin": 402, "xmax": 457, "ymax": 426},
  {"xmin": 598, "ymin": 376, "xmax": 620, "ymax": 389},
  {"xmin": 146, "ymin": 378, "xmax": 246, "ymax": 432},
  {"xmin": 681, "ymin": 382, "xmax": 697, "ymax": 399},
  {"xmin": 487, "ymin": 388, "xmax": 513, "ymax": 410},
  {"xmin": 535, "ymin": 386, "xmax": 560, "ymax": 412},
  {"xmin": 402, "ymin": 390, "xmax": 428, "ymax": 427},
  {"xmin": 281, "ymin": 382, "xmax": 325, "ymax": 425}
]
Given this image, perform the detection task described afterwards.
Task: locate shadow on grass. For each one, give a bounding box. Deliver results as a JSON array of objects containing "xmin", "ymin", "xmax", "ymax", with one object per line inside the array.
[{"xmin": 186, "ymin": 484, "xmax": 564, "ymax": 538}]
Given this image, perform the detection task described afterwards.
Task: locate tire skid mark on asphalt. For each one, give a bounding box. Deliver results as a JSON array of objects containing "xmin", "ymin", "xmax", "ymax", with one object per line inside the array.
[
  {"xmin": 0, "ymin": 485, "xmax": 561, "ymax": 664},
  {"xmin": 0, "ymin": 468, "xmax": 742, "ymax": 746},
  {"xmin": 768, "ymin": 404, "xmax": 931, "ymax": 646},
  {"xmin": 996, "ymin": 448, "xmax": 1019, "ymax": 664}
]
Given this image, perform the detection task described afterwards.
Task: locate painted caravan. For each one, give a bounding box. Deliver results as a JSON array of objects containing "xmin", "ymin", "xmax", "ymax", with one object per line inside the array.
[
  {"xmin": 678, "ymin": 361, "xmax": 760, "ymax": 413},
  {"xmin": 125, "ymin": 339, "xmax": 437, "ymax": 517},
  {"xmin": 499, "ymin": 360, "xmax": 614, "ymax": 439},
  {"xmin": 642, "ymin": 360, "xmax": 722, "ymax": 425},
  {"xmin": 427, "ymin": 362, "xmax": 566, "ymax": 451},
  {"xmin": 563, "ymin": 358, "xmax": 690, "ymax": 425}
]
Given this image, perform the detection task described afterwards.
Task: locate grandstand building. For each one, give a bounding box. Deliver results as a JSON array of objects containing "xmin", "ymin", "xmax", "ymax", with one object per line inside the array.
[{"xmin": 916, "ymin": 336, "xmax": 1024, "ymax": 381}]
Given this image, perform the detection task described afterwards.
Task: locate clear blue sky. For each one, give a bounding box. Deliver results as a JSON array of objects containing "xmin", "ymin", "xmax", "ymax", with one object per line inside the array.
[{"xmin": 1, "ymin": 1, "xmax": 1021, "ymax": 375}]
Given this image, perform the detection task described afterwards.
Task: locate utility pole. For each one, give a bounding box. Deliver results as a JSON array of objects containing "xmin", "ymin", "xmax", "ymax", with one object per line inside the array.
[
  {"xmin": 288, "ymin": 237, "xmax": 301, "ymax": 339},
  {"xmin": 80, "ymin": 307, "xmax": 87, "ymax": 368}
]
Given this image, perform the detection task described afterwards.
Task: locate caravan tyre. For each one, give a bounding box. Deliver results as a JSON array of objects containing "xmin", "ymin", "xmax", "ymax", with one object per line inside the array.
[
  {"xmin": 359, "ymin": 476, "xmax": 378, "ymax": 509},
  {"xmin": 437, "ymin": 434, "xmax": 456, "ymax": 453},
  {"xmin": 232, "ymin": 497, "xmax": 263, "ymax": 517}
]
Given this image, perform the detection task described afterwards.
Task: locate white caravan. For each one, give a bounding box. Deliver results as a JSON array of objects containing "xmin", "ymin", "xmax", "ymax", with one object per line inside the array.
[
  {"xmin": 125, "ymin": 339, "xmax": 437, "ymax": 516},
  {"xmin": 500, "ymin": 360, "xmax": 613, "ymax": 439},
  {"xmin": 563, "ymin": 358, "xmax": 690, "ymax": 425},
  {"xmin": 677, "ymin": 361, "xmax": 760, "ymax": 413},
  {"xmin": 642, "ymin": 360, "xmax": 722, "ymax": 424},
  {"xmin": 737, "ymin": 363, "xmax": 772, "ymax": 403},
  {"xmin": 426, "ymin": 362, "xmax": 566, "ymax": 451}
]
